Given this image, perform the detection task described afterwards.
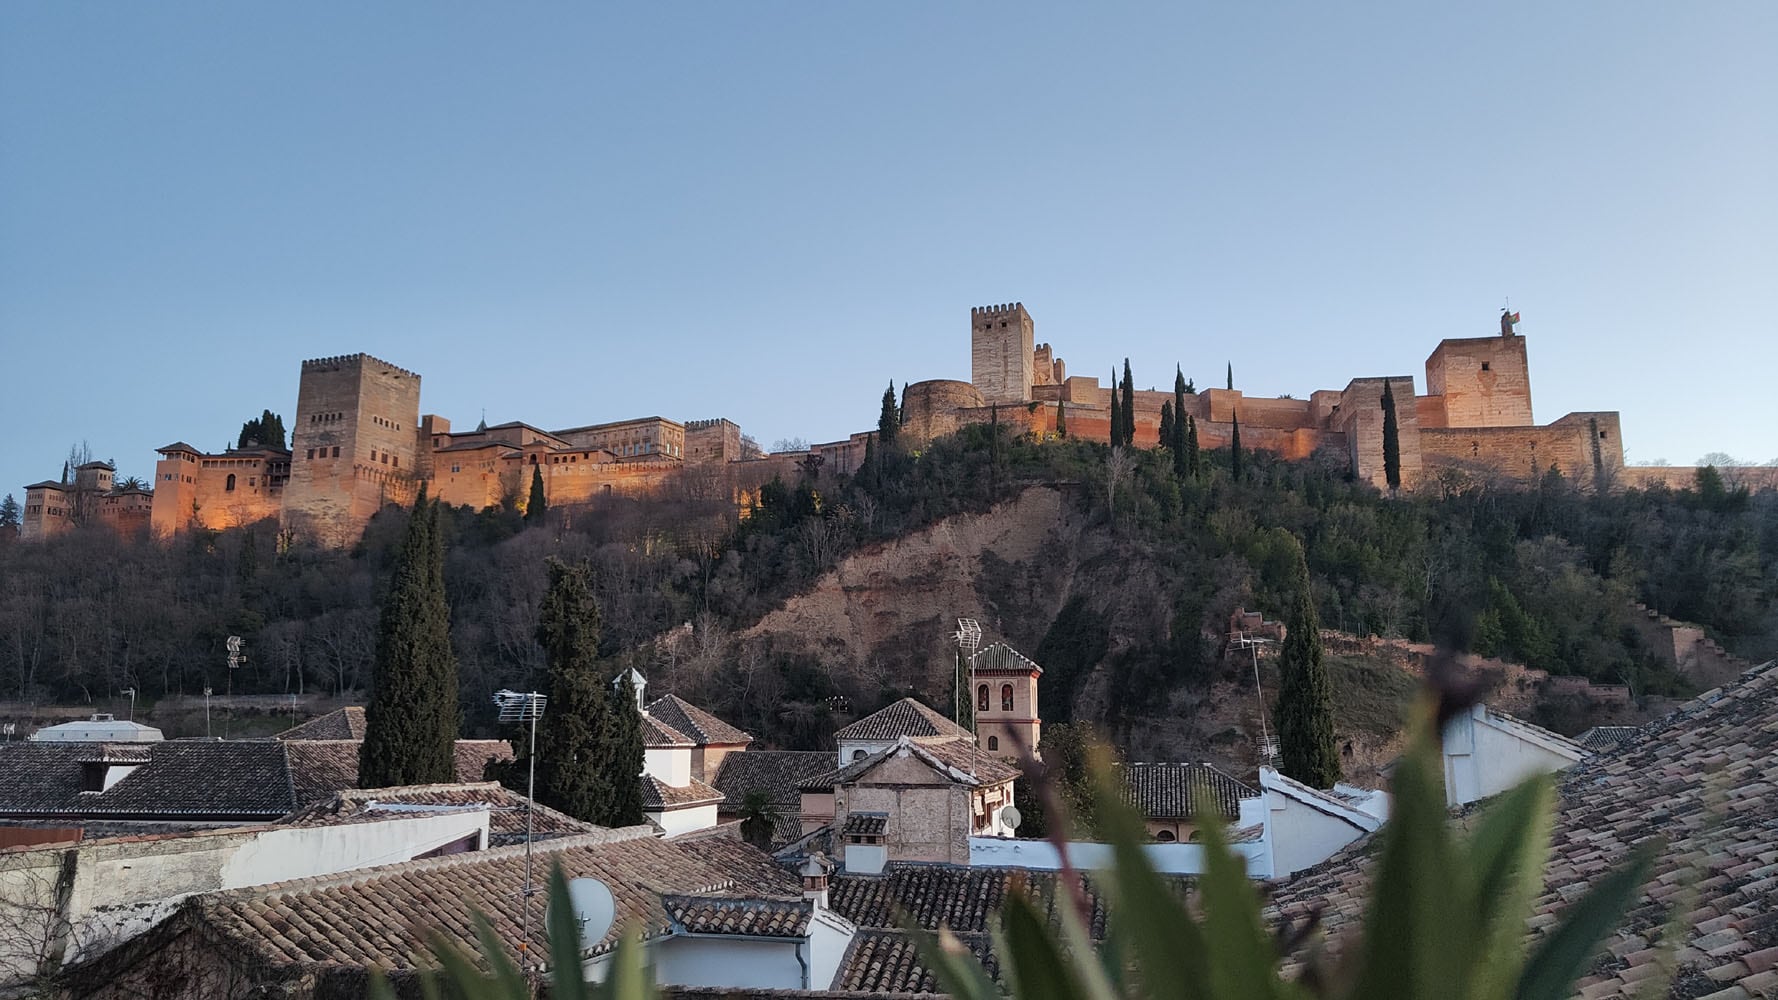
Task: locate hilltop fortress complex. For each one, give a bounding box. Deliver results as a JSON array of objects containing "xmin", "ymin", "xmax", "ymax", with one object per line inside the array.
[{"xmin": 18, "ymin": 303, "xmax": 1731, "ymax": 544}]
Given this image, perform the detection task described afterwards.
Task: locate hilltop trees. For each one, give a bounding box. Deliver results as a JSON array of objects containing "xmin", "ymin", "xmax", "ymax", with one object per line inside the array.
[
  {"xmin": 878, "ymin": 380, "xmax": 900, "ymax": 449},
  {"xmin": 0, "ymin": 494, "xmax": 18, "ymax": 533},
  {"xmin": 1230, "ymin": 412, "xmax": 1244, "ymax": 481},
  {"xmin": 237, "ymin": 410, "xmax": 287, "ymax": 450},
  {"xmin": 360, "ymin": 489, "xmax": 460, "ymax": 787},
  {"xmin": 1274, "ymin": 531, "xmax": 1340, "ymax": 788}
]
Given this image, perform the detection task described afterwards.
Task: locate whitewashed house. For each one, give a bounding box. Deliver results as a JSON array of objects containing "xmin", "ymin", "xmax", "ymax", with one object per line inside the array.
[
  {"xmin": 1257, "ymin": 767, "xmax": 1387, "ymax": 877},
  {"xmin": 619, "ymin": 670, "xmax": 724, "ymax": 836},
  {"xmin": 1441, "ymin": 703, "xmax": 1587, "ymax": 807}
]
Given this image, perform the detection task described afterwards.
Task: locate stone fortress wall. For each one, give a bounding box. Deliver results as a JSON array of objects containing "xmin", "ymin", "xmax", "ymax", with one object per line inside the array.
[{"xmin": 21, "ymin": 302, "xmax": 1772, "ymax": 546}]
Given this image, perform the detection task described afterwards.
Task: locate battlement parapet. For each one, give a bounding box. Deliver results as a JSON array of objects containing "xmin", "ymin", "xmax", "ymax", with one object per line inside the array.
[
  {"xmin": 299, "ymin": 353, "xmax": 422, "ymax": 380},
  {"xmin": 971, "ymin": 302, "xmax": 1027, "ymax": 318},
  {"xmin": 684, "ymin": 418, "xmax": 738, "ymax": 431}
]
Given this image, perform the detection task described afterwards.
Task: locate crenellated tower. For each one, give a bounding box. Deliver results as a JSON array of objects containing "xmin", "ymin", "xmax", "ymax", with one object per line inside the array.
[
  {"xmin": 971, "ymin": 303, "xmax": 1035, "ymax": 405},
  {"xmin": 282, "ymin": 354, "xmax": 422, "ymax": 544}
]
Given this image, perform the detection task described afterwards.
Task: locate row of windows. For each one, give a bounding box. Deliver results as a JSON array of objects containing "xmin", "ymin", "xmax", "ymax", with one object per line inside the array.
[
  {"xmin": 369, "ymin": 450, "xmax": 399, "ymax": 467},
  {"xmin": 201, "ymin": 458, "xmax": 258, "ymax": 468},
  {"xmin": 976, "ymin": 684, "xmax": 1015, "ymax": 713},
  {"xmin": 310, "ymin": 412, "xmax": 346, "ymax": 423},
  {"xmin": 371, "ymin": 415, "xmax": 402, "ymax": 431},
  {"xmin": 306, "ymin": 447, "xmax": 343, "ymax": 460}
]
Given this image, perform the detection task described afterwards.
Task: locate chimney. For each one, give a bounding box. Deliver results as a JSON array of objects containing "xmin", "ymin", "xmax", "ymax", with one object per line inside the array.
[{"xmin": 800, "ymin": 852, "xmax": 831, "ymax": 909}]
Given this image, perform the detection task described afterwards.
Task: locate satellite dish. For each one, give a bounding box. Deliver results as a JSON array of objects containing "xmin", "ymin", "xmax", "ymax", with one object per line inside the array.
[
  {"xmin": 550, "ymin": 877, "xmax": 616, "ymax": 951},
  {"xmin": 1000, "ymin": 805, "xmax": 1022, "ymax": 831}
]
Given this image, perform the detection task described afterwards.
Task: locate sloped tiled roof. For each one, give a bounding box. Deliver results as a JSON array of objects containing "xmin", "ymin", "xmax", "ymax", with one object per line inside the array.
[
  {"xmin": 663, "ymin": 895, "xmax": 813, "ymax": 937},
  {"xmin": 834, "ymin": 698, "xmax": 972, "ymax": 743},
  {"xmin": 802, "ymin": 737, "xmax": 1019, "ymax": 791},
  {"xmin": 1115, "ymin": 762, "xmax": 1257, "ymax": 822},
  {"xmin": 0, "ymin": 741, "xmax": 298, "ymax": 820},
  {"xmin": 968, "ymin": 641, "xmax": 1044, "ymax": 675},
  {"xmin": 646, "ymin": 694, "xmax": 753, "ymax": 746},
  {"xmin": 841, "ymin": 812, "xmax": 887, "ymax": 837},
  {"xmin": 282, "ymin": 739, "xmax": 514, "ymax": 806},
  {"xmin": 835, "ymin": 928, "xmax": 999, "ymax": 993},
  {"xmin": 1577, "ymin": 725, "xmax": 1642, "ymax": 751},
  {"xmin": 76, "ymin": 830, "xmax": 801, "ymax": 984},
  {"xmin": 274, "ymin": 707, "xmax": 367, "ymax": 741},
  {"xmin": 641, "ymin": 714, "xmax": 696, "ymax": 748},
  {"xmin": 281, "ymin": 782, "xmax": 601, "ymax": 846},
  {"xmin": 711, "ymin": 750, "xmax": 834, "ymax": 809},
  {"xmin": 1267, "ymin": 661, "xmax": 1778, "ymax": 1000},
  {"xmin": 641, "ymin": 774, "xmax": 724, "ymax": 810}
]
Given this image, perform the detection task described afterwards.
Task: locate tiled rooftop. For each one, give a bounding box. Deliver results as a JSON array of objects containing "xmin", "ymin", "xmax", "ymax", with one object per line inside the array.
[
  {"xmin": 274, "ymin": 707, "xmax": 367, "ymax": 741},
  {"xmin": 833, "ymin": 698, "xmax": 973, "ymax": 744},
  {"xmin": 281, "ymin": 739, "xmax": 514, "ymax": 804},
  {"xmin": 968, "ymin": 641, "xmax": 1044, "ymax": 676},
  {"xmin": 0, "ymin": 740, "xmax": 300, "ymax": 820},
  {"xmin": 281, "ymin": 782, "xmax": 601, "ymax": 846},
  {"xmin": 647, "ymin": 694, "xmax": 754, "ymax": 747},
  {"xmin": 1577, "ymin": 725, "xmax": 1643, "ymax": 751},
  {"xmin": 1115, "ymin": 762, "xmax": 1257, "ymax": 822},
  {"xmin": 642, "ymin": 774, "xmax": 724, "ymax": 810},
  {"xmin": 712, "ymin": 750, "xmax": 834, "ymax": 811},
  {"xmin": 803, "ymin": 737, "xmax": 1019, "ymax": 791},
  {"xmin": 1267, "ymin": 660, "xmax": 1778, "ymax": 1000},
  {"xmin": 642, "ymin": 714, "xmax": 696, "ymax": 748},
  {"xmin": 841, "ymin": 812, "xmax": 887, "ymax": 837},
  {"xmin": 664, "ymin": 895, "xmax": 813, "ymax": 937}
]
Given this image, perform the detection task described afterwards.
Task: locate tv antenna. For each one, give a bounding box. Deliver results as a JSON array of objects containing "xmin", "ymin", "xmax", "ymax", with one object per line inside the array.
[
  {"xmin": 952, "ymin": 618, "xmax": 982, "ymax": 730},
  {"xmin": 494, "ymin": 689, "xmax": 548, "ymax": 968},
  {"xmin": 1229, "ymin": 630, "xmax": 1278, "ymax": 762},
  {"xmin": 121, "ymin": 687, "xmax": 137, "ymax": 722}
]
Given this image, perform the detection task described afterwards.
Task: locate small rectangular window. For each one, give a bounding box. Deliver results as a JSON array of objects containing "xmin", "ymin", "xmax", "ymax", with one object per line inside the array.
[{"xmin": 1481, "ymin": 362, "xmax": 1491, "ymax": 371}]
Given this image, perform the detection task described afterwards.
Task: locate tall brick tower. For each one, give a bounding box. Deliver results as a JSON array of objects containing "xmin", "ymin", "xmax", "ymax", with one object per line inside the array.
[
  {"xmin": 282, "ymin": 354, "xmax": 422, "ymax": 544},
  {"xmin": 971, "ymin": 303, "xmax": 1035, "ymax": 405},
  {"xmin": 1423, "ymin": 332, "xmax": 1533, "ymax": 428},
  {"xmin": 970, "ymin": 641, "xmax": 1043, "ymax": 759}
]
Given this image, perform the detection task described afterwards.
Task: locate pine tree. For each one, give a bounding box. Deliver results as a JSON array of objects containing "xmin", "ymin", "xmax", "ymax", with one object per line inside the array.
[
  {"xmin": 237, "ymin": 409, "xmax": 287, "ymax": 450},
  {"xmin": 360, "ymin": 488, "xmax": 460, "ymax": 788},
  {"xmin": 1120, "ymin": 359, "xmax": 1135, "ymax": 446},
  {"xmin": 0, "ymin": 493, "xmax": 19, "ymax": 531},
  {"xmin": 602, "ymin": 673, "xmax": 646, "ymax": 827},
  {"xmin": 1159, "ymin": 402, "xmax": 1175, "ymax": 457},
  {"xmin": 1273, "ymin": 534, "xmax": 1340, "ymax": 788},
  {"xmin": 1230, "ymin": 412, "xmax": 1244, "ymax": 481},
  {"xmin": 878, "ymin": 380, "xmax": 899, "ymax": 448},
  {"xmin": 525, "ymin": 465, "xmax": 547, "ymax": 525},
  {"xmin": 1055, "ymin": 401, "xmax": 1067, "ymax": 439},
  {"xmin": 1381, "ymin": 379, "xmax": 1402, "ymax": 492},
  {"xmin": 515, "ymin": 558, "xmax": 612, "ymax": 822}
]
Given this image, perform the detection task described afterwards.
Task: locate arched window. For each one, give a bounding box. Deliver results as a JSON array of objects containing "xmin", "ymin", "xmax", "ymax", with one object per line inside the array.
[
  {"xmin": 225, "ymin": 474, "xmax": 236, "ymax": 492},
  {"xmin": 1154, "ymin": 829, "xmax": 1177, "ymax": 843},
  {"xmin": 1001, "ymin": 684, "xmax": 1014, "ymax": 712},
  {"xmin": 1187, "ymin": 830, "xmax": 1204, "ymax": 843},
  {"xmin": 987, "ymin": 736, "xmax": 999, "ymax": 751},
  {"xmin": 851, "ymin": 749, "xmax": 867, "ymax": 762},
  {"xmin": 977, "ymin": 684, "xmax": 989, "ymax": 712}
]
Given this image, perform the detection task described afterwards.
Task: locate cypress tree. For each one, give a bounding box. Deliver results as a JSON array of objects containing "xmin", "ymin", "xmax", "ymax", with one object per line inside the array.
[
  {"xmin": 1120, "ymin": 358, "xmax": 1135, "ymax": 446},
  {"xmin": 525, "ymin": 465, "xmax": 547, "ymax": 525},
  {"xmin": 518, "ymin": 558, "xmax": 611, "ymax": 822},
  {"xmin": 1274, "ymin": 534, "xmax": 1340, "ymax": 788},
  {"xmin": 1226, "ymin": 362, "xmax": 1233, "ymax": 391},
  {"xmin": 1230, "ymin": 412, "xmax": 1244, "ymax": 481},
  {"xmin": 1055, "ymin": 401, "xmax": 1067, "ymax": 439},
  {"xmin": 1381, "ymin": 379, "xmax": 1402, "ymax": 492},
  {"xmin": 1159, "ymin": 402, "xmax": 1175, "ymax": 457},
  {"xmin": 360, "ymin": 487, "xmax": 459, "ymax": 787},
  {"xmin": 878, "ymin": 380, "xmax": 899, "ymax": 448},
  {"xmin": 1172, "ymin": 367, "xmax": 1190, "ymax": 478},
  {"xmin": 1186, "ymin": 415, "xmax": 1200, "ymax": 478},
  {"xmin": 602, "ymin": 673, "xmax": 646, "ymax": 827}
]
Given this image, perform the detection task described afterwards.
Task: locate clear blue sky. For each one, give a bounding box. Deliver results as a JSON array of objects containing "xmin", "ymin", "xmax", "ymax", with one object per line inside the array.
[{"xmin": 4, "ymin": 3, "xmax": 1774, "ymax": 500}]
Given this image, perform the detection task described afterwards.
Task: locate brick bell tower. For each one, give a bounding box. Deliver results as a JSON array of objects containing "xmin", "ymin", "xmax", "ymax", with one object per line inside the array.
[{"xmin": 969, "ymin": 642, "xmax": 1043, "ymax": 758}]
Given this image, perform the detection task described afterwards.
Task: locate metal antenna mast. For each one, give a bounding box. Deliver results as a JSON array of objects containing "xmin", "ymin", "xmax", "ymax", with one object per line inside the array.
[
  {"xmin": 494, "ymin": 689, "xmax": 548, "ymax": 968},
  {"xmin": 951, "ymin": 618, "xmax": 982, "ymax": 730},
  {"xmin": 1229, "ymin": 630, "xmax": 1278, "ymax": 763}
]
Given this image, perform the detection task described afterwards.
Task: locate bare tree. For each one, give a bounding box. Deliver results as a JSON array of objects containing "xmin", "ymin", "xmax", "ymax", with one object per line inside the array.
[{"xmin": 1105, "ymin": 446, "xmax": 1135, "ymax": 533}]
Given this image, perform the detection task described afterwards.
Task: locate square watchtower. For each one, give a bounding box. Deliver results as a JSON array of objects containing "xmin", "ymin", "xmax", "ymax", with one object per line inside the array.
[
  {"xmin": 283, "ymin": 354, "xmax": 422, "ymax": 544},
  {"xmin": 971, "ymin": 303, "xmax": 1035, "ymax": 405}
]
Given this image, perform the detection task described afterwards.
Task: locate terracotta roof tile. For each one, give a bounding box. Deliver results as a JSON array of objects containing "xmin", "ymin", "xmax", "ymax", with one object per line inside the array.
[
  {"xmin": 711, "ymin": 751, "xmax": 834, "ymax": 809},
  {"xmin": 280, "ymin": 782, "xmax": 600, "ymax": 846},
  {"xmin": 642, "ymin": 714, "xmax": 696, "ymax": 748},
  {"xmin": 641, "ymin": 775, "xmax": 724, "ymax": 810},
  {"xmin": 0, "ymin": 740, "xmax": 297, "ymax": 820},
  {"xmin": 803, "ymin": 737, "xmax": 1019, "ymax": 791},
  {"xmin": 275, "ymin": 707, "xmax": 367, "ymax": 741},
  {"xmin": 833, "ymin": 699, "xmax": 973, "ymax": 743},
  {"xmin": 647, "ymin": 694, "xmax": 753, "ymax": 746},
  {"xmin": 1115, "ymin": 762, "xmax": 1256, "ymax": 822},
  {"xmin": 663, "ymin": 895, "xmax": 812, "ymax": 937},
  {"xmin": 968, "ymin": 642, "xmax": 1044, "ymax": 676},
  {"xmin": 841, "ymin": 812, "xmax": 887, "ymax": 837}
]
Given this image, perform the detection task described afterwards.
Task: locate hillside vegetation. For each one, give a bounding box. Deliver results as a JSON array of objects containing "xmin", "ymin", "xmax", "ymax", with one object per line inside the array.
[{"xmin": 2, "ymin": 424, "xmax": 1773, "ymax": 759}]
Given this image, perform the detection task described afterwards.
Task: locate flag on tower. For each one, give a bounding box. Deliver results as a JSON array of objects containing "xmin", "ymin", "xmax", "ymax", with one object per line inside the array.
[{"xmin": 1507, "ymin": 311, "xmax": 1520, "ymax": 325}]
